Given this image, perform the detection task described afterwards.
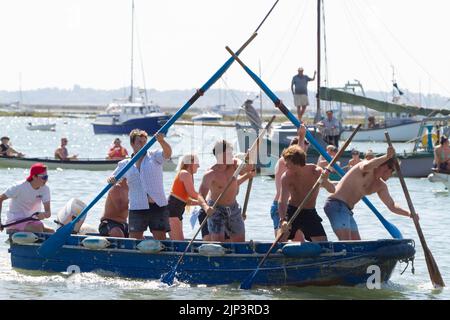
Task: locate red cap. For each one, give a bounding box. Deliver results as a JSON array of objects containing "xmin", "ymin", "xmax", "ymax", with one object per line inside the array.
[{"xmin": 26, "ymin": 163, "xmax": 47, "ymax": 182}]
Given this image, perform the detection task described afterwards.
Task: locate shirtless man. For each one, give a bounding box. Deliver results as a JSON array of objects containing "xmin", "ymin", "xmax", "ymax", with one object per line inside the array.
[
  {"xmin": 278, "ymin": 145, "xmax": 335, "ymax": 242},
  {"xmin": 324, "ymin": 146, "xmax": 413, "ymax": 241},
  {"xmin": 198, "ymin": 140, "xmax": 255, "ymax": 242},
  {"xmin": 271, "ymin": 126, "xmax": 309, "ymax": 236},
  {"xmin": 98, "ymin": 178, "xmax": 129, "ymax": 238},
  {"xmin": 54, "ymin": 138, "xmax": 78, "ymax": 160}
]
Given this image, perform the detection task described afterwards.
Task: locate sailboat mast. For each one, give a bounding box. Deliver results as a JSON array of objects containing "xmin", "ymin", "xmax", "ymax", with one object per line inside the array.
[
  {"xmin": 315, "ymin": 0, "xmax": 322, "ymax": 123},
  {"xmin": 129, "ymin": 0, "xmax": 135, "ymax": 102}
]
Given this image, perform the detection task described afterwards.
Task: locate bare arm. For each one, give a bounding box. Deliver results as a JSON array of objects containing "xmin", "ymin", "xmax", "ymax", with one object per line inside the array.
[
  {"xmin": 179, "ymin": 171, "xmax": 199, "ymax": 200},
  {"xmin": 377, "ymin": 183, "xmax": 411, "ymax": 217},
  {"xmin": 361, "ymin": 147, "xmax": 395, "ymax": 172},
  {"xmin": 310, "ymin": 71, "xmax": 316, "ymax": 81},
  {"xmin": 156, "ymin": 133, "xmax": 172, "ymax": 159},
  {"xmin": 434, "ymin": 147, "xmax": 441, "ymax": 167},
  {"xmin": 0, "ymin": 194, "xmax": 8, "ymax": 228},
  {"xmin": 198, "ymin": 171, "xmax": 214, "ymax": 214},
  {"xmin": 40, "ymin": 201, "xmax": 51, "ymax": 219},
  {"xmin": 237, "ymin": 169, "xmax": 256, "ymax": 186},
  {"xmin": 278, "ymin": 173, "xmax": 290, "ymax": 221}
]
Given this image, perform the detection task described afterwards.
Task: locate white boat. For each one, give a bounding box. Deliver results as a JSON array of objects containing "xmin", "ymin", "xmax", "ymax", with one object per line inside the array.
[
  {"xmin": 428, "ymin": 171, "xmax": 450, "ymax": 190},
  {"xmin": 340, "ymin": 120, "xmax": 422, "ymax": 142},
  {"xmin": 192, "ymin": 112, "xmax": 223, "ymax": 122},
  {"xmin": 26, "ymin": 122, "xmax": 56, "ymax": 131},
  {"xmin": 0, "ymin": 156, "xmax": 178, "ymax": 172}
]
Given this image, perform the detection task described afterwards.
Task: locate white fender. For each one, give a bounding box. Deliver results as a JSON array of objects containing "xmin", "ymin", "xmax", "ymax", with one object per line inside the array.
[
  {"xmin": 11, "ymin": 232, "xmax": 39, "ymax": 244},
  {"xmin": 136, "ymin": 240, "xmax": 164, "ymax": 253},
  {"xmin": 198, "ymin": 243, "xmax": 226, "ymax": 256},
  {"xmin": 56, "ymin": 198, "xmax": 87, "ymax": 233},
  {"xmin": 81, "ymin": 236, "xmax": 110, "ymax": 250}
]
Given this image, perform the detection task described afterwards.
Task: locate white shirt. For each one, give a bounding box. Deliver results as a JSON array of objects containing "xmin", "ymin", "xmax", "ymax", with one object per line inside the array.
[
  {"xmin": 3, "ymin": 180, "xmax": 50, "ymax": 224},
  {"xmin": 113, "ymin": 149, "xmax": 167, "ymax": 209}
]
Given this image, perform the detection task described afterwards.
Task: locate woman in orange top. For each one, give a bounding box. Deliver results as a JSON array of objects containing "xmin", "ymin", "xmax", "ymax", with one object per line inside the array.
[
  {"xmin": 107, "ymin": 138, "xmax": 128, "ymax": 160},
  {"xmin": 167, "ymin": 154, "xmax": 206, "ymax": 240}
]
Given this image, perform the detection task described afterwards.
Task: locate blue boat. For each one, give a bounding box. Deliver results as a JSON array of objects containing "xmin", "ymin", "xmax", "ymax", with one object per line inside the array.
[
  {"xmin": 92, "ymin": 101, "xmax": 171, "ymax": 135},
  {"xmin": 9, "ymin": 233, "xmax": 415, "ymax": 287}
]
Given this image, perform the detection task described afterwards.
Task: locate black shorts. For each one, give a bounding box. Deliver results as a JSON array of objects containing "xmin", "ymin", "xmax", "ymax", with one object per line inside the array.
[
  {"xmin": 98, "ymin": 219, "xmax": 129, "ymax": 238},
  {"xmin": 286, "ymin": 205, "xmax": 326, "ymax": 241},
  {"xmin": 167, "ymin": 195, "xmax": 186, "ymax": 220},
  {"xmin": 129, "ymin": 203, "xmax": 170, "ymax": 233},
  {"xmin": 197, "ymin": 208, "xmax": 210, "ymax": 238}
]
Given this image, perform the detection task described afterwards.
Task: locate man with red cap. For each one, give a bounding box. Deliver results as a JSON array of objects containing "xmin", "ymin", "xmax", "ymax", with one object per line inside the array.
[{"xmin": 0, "ymin": 163, "xmax": 54, "ymax": 233}]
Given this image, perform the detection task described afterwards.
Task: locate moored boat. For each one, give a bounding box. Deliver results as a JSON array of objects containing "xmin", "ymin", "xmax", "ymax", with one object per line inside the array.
[
  {"xmin": 428, "ymin": 171, "xmax": 450, "ymax": 190},
  {"xmin": 0, "ymin": 156, "xmax": 177, "ymax": 172},
  {"xmin": 9, "ymin": 232, "xmax": 415, "ymax": 287},
  {"xmin": 26, "ymin": 122, "xmax": 56, "ymax": 131}
]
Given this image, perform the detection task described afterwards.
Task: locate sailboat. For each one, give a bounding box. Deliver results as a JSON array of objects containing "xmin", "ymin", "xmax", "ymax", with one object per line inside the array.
[
  {"xmin": 236, "ymin": 0, "xmax": 444, "ymax": 177},
  {"xmin": 92, "ymin": 0, "xmax": 171, "ymax": 135}
]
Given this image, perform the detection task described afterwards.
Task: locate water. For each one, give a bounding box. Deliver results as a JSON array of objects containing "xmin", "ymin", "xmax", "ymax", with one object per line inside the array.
[{"xmin": 0, "ymin": 116, "xmax": 449, "ymax": 300}]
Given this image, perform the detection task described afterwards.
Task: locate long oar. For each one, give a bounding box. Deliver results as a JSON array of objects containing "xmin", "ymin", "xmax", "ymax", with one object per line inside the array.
[
  {"xmin": 162, "ymin": 116, "xmax": 276, "ymax": 285},
  {"xmin": 37, "ymin": 2, "xmax": 281, "ymax": 259},
  {"xmin": 241, "ymin": 178, "xmax": 253, "ymax": 221},
  {"xmin": 225, "ymin": 46, "xmax": 403, "ymax": 240},
  {"xmin": 240, "ymin": 124, "xmax": 361, "ymax": 290},
  {"xmin": 385, "ymin": 131, "xmax": 445, "ymax": 288},
  {"xmin": 1, "ymin": 212, "xmax": 39, "ymax": 231}
]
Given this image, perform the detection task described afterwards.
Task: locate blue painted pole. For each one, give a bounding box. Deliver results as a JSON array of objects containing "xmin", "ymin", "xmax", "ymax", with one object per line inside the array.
[
  {"xmin": 225, "ymin": 46, "xmax": 403, "ymax": 239},
  {"xmin": 37, "ymin": 34, "xmax": 259, "ymax": 259}
]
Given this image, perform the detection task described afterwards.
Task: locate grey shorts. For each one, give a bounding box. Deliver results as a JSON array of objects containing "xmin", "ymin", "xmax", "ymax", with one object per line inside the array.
[
  {"xmin": 323, "ymin": 198, "xmax": 359, "ymax": 233},
  {"xmin": 129, "ymin": 203, "xmax": 170, "ymax": 233},
  {"xmin": 207, "ymin": 201, "xmax": 245, "ymax": 236}
]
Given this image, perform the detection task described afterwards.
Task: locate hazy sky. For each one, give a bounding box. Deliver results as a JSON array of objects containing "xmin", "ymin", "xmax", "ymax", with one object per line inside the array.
[{"xmin": 1, "ymin": 0, "xmax": 449, "ymax": 98}]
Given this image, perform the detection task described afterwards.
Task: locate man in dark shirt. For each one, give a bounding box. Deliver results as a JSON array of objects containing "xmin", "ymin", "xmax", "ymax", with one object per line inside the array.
[{"xmin": 0, "ymin": 136, "xmax": 24, "ymax": 157}]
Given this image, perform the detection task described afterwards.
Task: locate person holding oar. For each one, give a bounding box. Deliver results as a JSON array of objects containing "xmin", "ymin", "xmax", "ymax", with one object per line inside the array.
[
  {"xmin": 107, "ymin": 129, "xmax": 172, "ymax": 240},
  {"xmin": 0, "ymin": 163, "xmax": 54, "ymax": 233},
  {"xmin": 324, "ymin": 146, "xmax": 415, "ymax": 241},
  {"xmin": 278, "ymin": 144, "xmax": 335, "ymax": 242},
  {"xmin": 197, "ymin": 140, "xmax": 256, "ymax": 242},
  {"xmin": 271, "ymin": 125, "xmax": 309, "ymax": 236}
]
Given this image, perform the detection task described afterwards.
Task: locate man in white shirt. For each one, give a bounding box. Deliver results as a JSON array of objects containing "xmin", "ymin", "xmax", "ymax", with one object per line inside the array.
[
  {"xmin": 0, "ymin": 163, "xmax": 53, "ymax": 233},
  {"xmin": 108, "ymin": 129, "xmax": 172, "ymax": 240}
]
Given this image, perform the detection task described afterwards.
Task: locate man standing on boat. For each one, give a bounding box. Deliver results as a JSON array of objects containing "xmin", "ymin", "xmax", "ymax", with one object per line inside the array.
[
  {"xmin": 198, "ymin": 140, "xmax": 255, "ymax": 242},
  {"xmin": 291, "ymin": 67, "xmax": 316, "ymax": 121},
  {"xmin": 54, "ymin": 138, "xmax": 78, "ymax": 160},
  {"xmin": 278, "ymin": 145, "xmax": 335, "ymax": 242},
  {"xmin": 271, "ymin": 126, "xmax": 309, "ymax": 236},
  {"xmin": 316, "ymin": 110, "xmax": 342, "ymax": 148},
  {"xmin": 323, "ymin": 146, "xmax": 413, "ymax": 241},
  {"xmin": 0, "ymin": 163, "xmax": 53, "ymax": 233},
  {"xmin": 107, "ymin": 129, "xmax": 172, "ymax": 240}
]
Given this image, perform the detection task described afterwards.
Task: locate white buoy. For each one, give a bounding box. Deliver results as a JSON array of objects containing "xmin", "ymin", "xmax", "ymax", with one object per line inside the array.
[
  {"xmin": 136, "ymin": 240, "xmax": 164, "ymax": 253},
  {"xmin": 56, "ymin": 198, "xmax": 87, "ymax": 233},
  {"xmin": 11, "ymin": 232, "xmax": 39, "ymax": 244},
  {"xmin": 198, "ymin": 243, "xmax": 226, "ymax": 256},
  {"xmin": 81, "ymin": 236, "xmax": 110, "ymax": 250}
]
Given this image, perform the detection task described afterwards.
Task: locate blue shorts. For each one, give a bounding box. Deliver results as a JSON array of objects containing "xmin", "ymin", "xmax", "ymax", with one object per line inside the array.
[
  {"xmin": 270, "ymin": 201, "xmax": 280, "ymax": 229},
  {"xmin": 207, "ymin": 202, "xmax": 245, "ymax": 236},
  {"xmin": 323, "ymin": 198, "xmax": 359, "ymax": 233}
]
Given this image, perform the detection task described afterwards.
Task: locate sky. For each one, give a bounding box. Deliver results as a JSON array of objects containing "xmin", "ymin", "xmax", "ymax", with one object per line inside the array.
[{"xmin": 1, "ymin": 0, "xmax": 450, "ymax": 99}]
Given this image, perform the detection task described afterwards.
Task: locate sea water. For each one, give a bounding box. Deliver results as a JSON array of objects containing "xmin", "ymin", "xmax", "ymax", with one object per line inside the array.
[{"xmin": 0, "ymin": 116, "xmax": 448, "ymax": 300}]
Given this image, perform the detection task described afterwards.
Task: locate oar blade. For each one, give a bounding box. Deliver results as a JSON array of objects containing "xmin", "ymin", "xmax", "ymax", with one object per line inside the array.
[
  {"xmin": 161, "ymin": 268, "xmax": 176, "ymax": 286},
  {"xmin": 38, "ymin": 222, "xmax": 75, "ymax": 258},
  {"xmin": 424, "ymin": 248, "xmax": 445, "ymax": 288},
  {"xmin": 240, "ymin": 270, "xmax": 258, "ymax": 290}
]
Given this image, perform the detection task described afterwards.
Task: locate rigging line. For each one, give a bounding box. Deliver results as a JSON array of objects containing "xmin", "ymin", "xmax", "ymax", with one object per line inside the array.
[
  {"xmin": 365, "ymin": 2, "xmax": 450, "ymax": 97},
  {"xmin": 341, "ymin": 2, "xmax": 387, "ymax": 97},
  {"xmin": 134, "ymin": 8, "xmax": 149, "ymax": 104},
  {"xmin": 321, "ymin": 0, "xmax": 332, "ymax": 110},
  {"xmin": 264, "ymin": 0, "xmax": 308, "ymax": 78},
  {"xmin": 218, "ymin": 77, "xmax": 249, "ymax": 107}
]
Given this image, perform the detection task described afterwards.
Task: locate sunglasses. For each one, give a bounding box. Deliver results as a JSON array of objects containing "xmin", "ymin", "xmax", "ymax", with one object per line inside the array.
[{"xmin": 37, "ymin": 174, "xmax": 48, "ymax": 180}]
